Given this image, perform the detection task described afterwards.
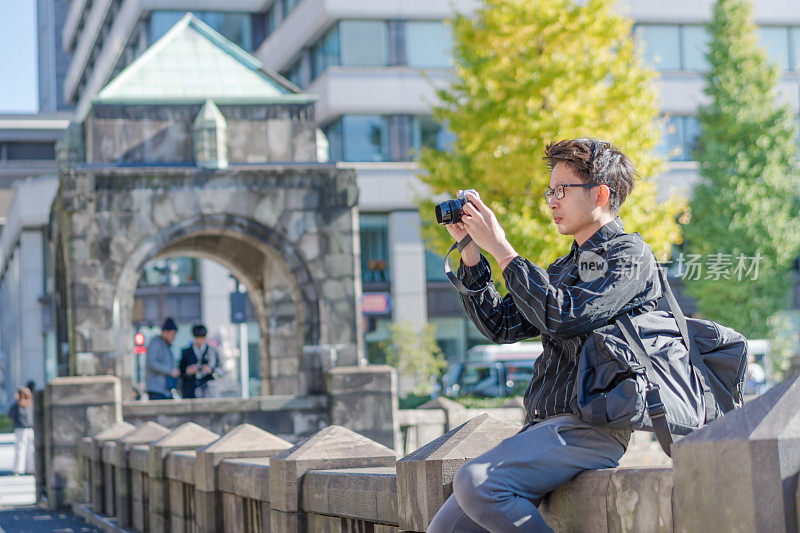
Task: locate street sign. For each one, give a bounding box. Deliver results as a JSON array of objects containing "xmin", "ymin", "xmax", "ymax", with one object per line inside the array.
[
  {"xmin": 362, "ymin": 292, "xmax": 391, "ymax": 315},
  {"xmin": 231, "ymin": 292, "xmax": 247, "ymax": 323},
  {"xmin": 133, "ymin": 332, "xmax": 146, "ymax": 354}
]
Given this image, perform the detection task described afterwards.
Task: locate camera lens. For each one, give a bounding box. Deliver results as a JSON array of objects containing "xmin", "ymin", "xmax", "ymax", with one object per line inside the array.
[{"xmin": 435, "ymin": 198, "xmax": 466, "ymax": 225}]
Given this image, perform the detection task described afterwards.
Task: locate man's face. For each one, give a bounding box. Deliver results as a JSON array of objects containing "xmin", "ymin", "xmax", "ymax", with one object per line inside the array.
[
  {"xmin": 163, "ymin": 330, "xmax": 177, "ymax": 345},
  {"xmin": 194, "ymin": 336, "xmax": 206, "ymax": 348},
  {"xmin": 547, "ymin": 162, "xmax": 604, "ymax": 237}
]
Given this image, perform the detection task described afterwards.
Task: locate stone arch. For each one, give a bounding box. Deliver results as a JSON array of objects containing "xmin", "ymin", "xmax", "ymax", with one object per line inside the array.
[{"xmin": 111, "ymin": 214, "xmax": 322, "ymax": 396}]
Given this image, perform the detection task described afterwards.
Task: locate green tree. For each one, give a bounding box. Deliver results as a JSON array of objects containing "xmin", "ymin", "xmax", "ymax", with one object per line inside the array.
[
  {"xmin": 418, "ymin": 0, "xmax": 684, "ymax": 277},
  {"xmin": 683, "ymin": 0, "xmax": 800, "ymax": 338},
  {"xmin": 381, "ymin": 322, "xmax": 447, "ymax": 397}
]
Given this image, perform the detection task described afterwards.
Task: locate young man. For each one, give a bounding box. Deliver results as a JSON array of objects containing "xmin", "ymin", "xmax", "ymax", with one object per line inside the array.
[
  {"xmin": 145, "ymin": 318, "xmax": 181, "ymax": 400},
  {"xmin": 428, "ymin": 139, "xmax": 663, "ymax": 532},
  {"xmin": 179, "ymin": 324, "xmax": 222, "ymax": 399}
]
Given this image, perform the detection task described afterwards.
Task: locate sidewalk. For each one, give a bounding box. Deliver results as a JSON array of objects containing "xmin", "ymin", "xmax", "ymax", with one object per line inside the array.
[{"xmin": 0, "ymin": 433, "xmax": 101, "ymax": 532}]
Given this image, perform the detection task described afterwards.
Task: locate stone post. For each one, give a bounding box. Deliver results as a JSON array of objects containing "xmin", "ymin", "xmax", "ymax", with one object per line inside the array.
[
  {"xmin": 396, "ymin": 413, "xmax": 520, "ymax": 531},
  {"xmin": 194, "ymin": 424, "xmax": 291, "ymax": 533},
  {"xmin": 268, "ymin": 425, "xmax": 396, "ymax": 532},
  {"xmin": 418, "ymin": 396, "xmax": 470, "ymax": 431},
  {"xmin": 326, "ymin": 365, "xmax": 399, "ymax": 450},
  {"xmin": 148, "ymin": 422, "xmax": 219, "ymax": 532},
  {"xmin": 673, "ymin": 375, "xmax": 800, "ymax": 532},
  {"xmin": 94, "ymin": 422, "xmax": 135, "ymax": 515},
  {"xmin": 114, "ymin": 422, "xmax": 169, "ymax": 528},
  {"xmin": 44, "ymin": 376, "xmax": 122, "ymax": 509}
]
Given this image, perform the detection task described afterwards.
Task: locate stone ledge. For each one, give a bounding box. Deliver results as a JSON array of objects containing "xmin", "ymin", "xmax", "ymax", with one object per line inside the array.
[
  {"xmin": 218, "ymin": 457, "xmax": 272, "ymax": 501},
  {"xmin": 165, "ymin": 451, "xmax": 196, "ymax": 485},
  {"xmin": 128, "ymin": 446, "xmax": 149, "ymax": 473},
  {"xmin": 302, "ymin": 467, "xmax": 398, "ymax": 524},
  {"xmin": 121, "ymin": 394, "xmax": 327, "ymax": 417}
]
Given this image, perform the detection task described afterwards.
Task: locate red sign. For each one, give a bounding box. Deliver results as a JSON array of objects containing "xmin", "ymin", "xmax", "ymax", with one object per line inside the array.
[
  {"xmin": 134, "ymin": 332, "xmax": 145, "ymax": 346},
  {"xmin": 362, "ymin": 293, "xmax": 391, "ymax": 315}
]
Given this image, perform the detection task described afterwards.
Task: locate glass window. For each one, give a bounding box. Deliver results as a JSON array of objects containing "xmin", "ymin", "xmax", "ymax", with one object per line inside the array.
[
  {"xmin": 658, "ymin": 116, "xmax": 684, "ymax": 161},
  {"xmin": 758, "ymin": 27, "xmax": 790, "ymax": 71},
  {"xmin": 342, "ymin": 115, "xmax": 390, "ymax": 162},
  {"xmin": 790, "ymin": 27, "xmax": 800, "ymax": 68},
  {"xmin": 681, "ymin": 25, "xmax": 709, "ymax": 71},
  {"xmin": 340, "ymin": 20, "xmax": 388, "ymax": 66},
  {"xmin": 635, "ymin": 25, "xmax": 681, "ymax": 70},
  {"xmin": 405, "ymin": 21, "xmax": 452, "ymax": 68},
  {"xmin": 311, "ymin": 25, "xmax": 340, "ymax": 79},
  {"xmin": 360, "ymin": 214, "xmax": 391, "ymax": 284},
  {"xmin": 280, "ymin": 0, "xmax": 300, "ymax": 18},
  {"xmin": 425, "ymin": 249, "xmax": 448, "ymax": 282},
  {"xmin": 149, "ymin": 11, "xmax": 253, "ymax": 50},
  {"xmin": 658, "ymin": 116, "xmax": 701, "ymax": 161},
  {"xmin": 323, "ymin": 119, "xmax": 343, "ymax": 162},
  {"xmin": 266, "ymin": 4, "xmax": 277, "ymax": 36},
  {"xmin": 138, "ymin": 257, "xmax": 199, "ymax": 288},
  {"xmin": 283, "ymin": 58, "xmax": 303, "ymax": 88},
  {"xmin": 683, "ymin": 116, "xmax": 701, "ymax": 160},
  {"xmin": 411, "ymin": 116, "xmax": 455, "ymax": 155}
]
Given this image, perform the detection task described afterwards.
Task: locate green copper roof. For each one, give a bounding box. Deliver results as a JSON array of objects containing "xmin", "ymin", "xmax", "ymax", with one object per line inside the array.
[{"xmin": 95, "ymin": 13, "xmax": 313, "ymax": 105}]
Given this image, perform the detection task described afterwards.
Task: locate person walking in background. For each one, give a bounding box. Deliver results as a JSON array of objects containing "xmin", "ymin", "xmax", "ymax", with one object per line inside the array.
[
  {"xmin": 179, "ymin": 324, "xmax": 222, "ymax": 399},
  {"xmin": 145, "ymin": 318, "xmax": 180, "ymax": 400},
  {"xmin": 8, "ymin": 387, "xmax": 34, "ymax": 475}
]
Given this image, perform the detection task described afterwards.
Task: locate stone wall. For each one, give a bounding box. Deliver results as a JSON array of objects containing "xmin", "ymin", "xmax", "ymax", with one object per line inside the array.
[
  {"xmin": 57, "ymin": 372, "xmax": 800, "ymax": 532},
  {"xmin": 52, "ymin": 163, "xmax": 362, "ymax": 396},
  {"xmin": 122, "ymin": 395, "xmax": 329, "ymax": 444}
]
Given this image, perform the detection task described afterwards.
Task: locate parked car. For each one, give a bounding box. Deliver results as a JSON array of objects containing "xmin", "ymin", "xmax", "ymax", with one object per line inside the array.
[
  {"xmin": 464, "ymin": 341, "xmax": 544, "ymax": 362},
  {"xmin": 441, "ymin": 359, "xmax": 536, "ymax": 398}
]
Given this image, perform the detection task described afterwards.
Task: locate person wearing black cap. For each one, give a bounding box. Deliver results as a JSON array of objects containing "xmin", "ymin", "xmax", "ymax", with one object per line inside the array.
[
  {"xmin": 179, "ymin": 324, "xmax": 222, "ymax": 399},
  {"xmin": 145, "ymin": 318, "xmax": 180, "ymax": 400}
]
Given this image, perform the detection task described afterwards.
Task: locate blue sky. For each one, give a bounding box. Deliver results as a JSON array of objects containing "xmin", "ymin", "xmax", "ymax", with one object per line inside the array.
[{"xmin": 0, "ymin": 0, "xmax": 38, "ymax": 113}]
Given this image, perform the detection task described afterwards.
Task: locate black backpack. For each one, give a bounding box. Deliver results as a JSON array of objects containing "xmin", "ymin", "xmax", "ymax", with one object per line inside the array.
[{"xmin": 572, "ymin": 234, "xmax": 749, "ymax": 456}]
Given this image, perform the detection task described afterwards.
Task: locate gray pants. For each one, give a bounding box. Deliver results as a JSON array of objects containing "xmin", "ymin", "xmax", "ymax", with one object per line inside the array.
[{"xmin": 427, "ymin": 414, "xmax": 628, "ymax": 532}]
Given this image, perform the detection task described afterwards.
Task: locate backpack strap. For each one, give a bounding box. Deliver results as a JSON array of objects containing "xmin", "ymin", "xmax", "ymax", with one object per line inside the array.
[
  {"xmin": 630, "ymin": 233, "xmax": 717, "ymax": 423},
  {"xmin": 617, "ymin": 313, "xmax": 673, "ymax": 457}
]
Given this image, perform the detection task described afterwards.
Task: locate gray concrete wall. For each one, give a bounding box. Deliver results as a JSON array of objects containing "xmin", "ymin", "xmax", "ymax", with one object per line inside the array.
[{"xmin": 85, "ymin": 103, "xmax": 318, "ymax": 165}]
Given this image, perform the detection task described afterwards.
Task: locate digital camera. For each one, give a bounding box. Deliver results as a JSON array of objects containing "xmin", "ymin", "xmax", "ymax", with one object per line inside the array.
[{"xmin": 435, "ymin": 189, "xmax": 480, "ymax": 225}]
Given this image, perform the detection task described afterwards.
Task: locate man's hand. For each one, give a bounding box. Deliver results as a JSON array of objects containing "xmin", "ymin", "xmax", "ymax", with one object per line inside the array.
[
  {"xmin": 171, "ymin": 368, "xmax": 181, "ymax": 378},
  {"xmin": 461, "ymin": 192, "xmax": 517, "ymax": 262},
  {"xmin": 444, "ymin": 190, "xmax": 480, "ymax": 266},
  {"xmin": 187, "ymin": 364, "xmax": 198, "ymax": 376},
  {"xmin": 201, "ymin": 365, "xmax": 212, "ymax": 375}
]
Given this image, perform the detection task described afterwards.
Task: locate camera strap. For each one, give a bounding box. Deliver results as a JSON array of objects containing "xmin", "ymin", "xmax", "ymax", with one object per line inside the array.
[{"xmin": 444, "ymin": 235, "xmax": 488, "ymax": 297}]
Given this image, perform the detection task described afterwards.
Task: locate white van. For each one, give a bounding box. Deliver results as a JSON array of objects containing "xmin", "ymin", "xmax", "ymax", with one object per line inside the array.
[{"xmin": 464, "ymin": 341, "xmax": 544, "ymax": 362}]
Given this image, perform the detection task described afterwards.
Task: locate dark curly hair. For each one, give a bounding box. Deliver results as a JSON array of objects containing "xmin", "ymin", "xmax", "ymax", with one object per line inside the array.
[{"xmin": 544, "ymin": 138, "xmax": 636, "ymax": 214}]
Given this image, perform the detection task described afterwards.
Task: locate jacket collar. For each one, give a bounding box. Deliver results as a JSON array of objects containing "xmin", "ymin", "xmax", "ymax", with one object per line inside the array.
[{"xmin": 570, "ymin": 216, "xmax": 625, "ymax": 254}]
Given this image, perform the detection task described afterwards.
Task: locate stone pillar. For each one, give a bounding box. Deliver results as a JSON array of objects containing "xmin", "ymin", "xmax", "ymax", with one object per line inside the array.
[
  {"xmin": 87, "ymin": 423, "xmax": 135, "ymax": 513},
  {"xmin": 268, "ymin": 425, "xmax": 396, "ymax": 532},
  {"xmin": 114, "ymin": 422, "xmax": 170, "ymax": 528},
  {"xmin": 148, "ymin": 422, "xmax": 219, "ymax": 532},
  {"xmin": 418, "ymin": 396, "xmax": 470, "ymax": 431},
  {"xmin": 95, "ymin": 422, "xmax": 136, "ymax": 515},
  {"xmin": 396, "ymin": 413, "xmax": 520, "ymax": 531},
  {"xmin": 194, "ymin": 424, "xmax": 291, "ymax": 533},
  {"xmin": 673, "ymin": 375, "xmax": 800, "ymax": 532},
  {"xmin": 326, "ymin": 365, "xmax": 399, "ymax": 450},
  {"xmin": 44, "ymin": 376, "xmax": 122, "ymax": 509},
  {"xmin": 33, "ymin": 389, "xmax": 46, "ymax": 503}
]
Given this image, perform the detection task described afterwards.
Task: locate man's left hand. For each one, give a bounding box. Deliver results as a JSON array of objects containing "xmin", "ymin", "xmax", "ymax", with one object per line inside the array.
[{"xmin": 461, "ymin": 192, "xmax": 517, "ymax": 261}]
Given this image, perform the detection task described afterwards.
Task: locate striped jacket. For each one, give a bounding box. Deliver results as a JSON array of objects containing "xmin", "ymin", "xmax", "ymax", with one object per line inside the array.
[{"xmin": 457, "ymin": 216, "xmax": 663, "ymax": 425}]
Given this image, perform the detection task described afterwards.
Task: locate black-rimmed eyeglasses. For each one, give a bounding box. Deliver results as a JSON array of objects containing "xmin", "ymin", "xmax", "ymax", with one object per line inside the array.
[{"xmin": 543, "ymin": 183, "xmax": 612, "ymax": 205}]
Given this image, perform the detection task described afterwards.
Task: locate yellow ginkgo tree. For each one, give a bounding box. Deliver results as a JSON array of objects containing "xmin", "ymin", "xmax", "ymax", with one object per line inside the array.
[{"xmin": 418, "ymin": 0, "xmax": 685, "ymax": 278}]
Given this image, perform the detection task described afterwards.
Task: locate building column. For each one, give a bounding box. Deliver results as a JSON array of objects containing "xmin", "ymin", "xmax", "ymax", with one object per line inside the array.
[{"xmin": 388, "ymin": 211, "xmax": 427, "ymax": 329}]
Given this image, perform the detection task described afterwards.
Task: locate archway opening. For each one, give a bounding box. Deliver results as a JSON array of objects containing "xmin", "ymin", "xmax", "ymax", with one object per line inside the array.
[{"xmin": 131, "ymin": 255, "xmax": 263, "ymax": 398}]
